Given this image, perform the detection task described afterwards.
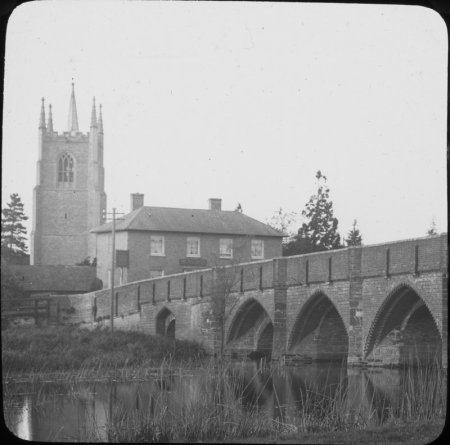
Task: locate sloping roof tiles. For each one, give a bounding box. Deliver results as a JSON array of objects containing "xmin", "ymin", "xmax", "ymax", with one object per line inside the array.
[{"xmin": 91, "ymin": 206, "xmax": 285, "ymax": 237}]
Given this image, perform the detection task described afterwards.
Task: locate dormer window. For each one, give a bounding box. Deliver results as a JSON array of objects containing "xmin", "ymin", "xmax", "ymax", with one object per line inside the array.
[{"xmin": 58, "ymin": 153, "xmax": 74, "ymax": 183}]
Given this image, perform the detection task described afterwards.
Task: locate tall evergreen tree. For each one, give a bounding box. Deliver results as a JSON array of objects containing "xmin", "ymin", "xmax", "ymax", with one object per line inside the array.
[
  {"xmin": 345, "ymin": 219, "xmax": 363, "ymax": 246},
  {"xmin": 1, "ymin": 193, "xmax": 29, "ymax": 262},
  {"xmin": 284, "ymin": 171, "xmax": 341, "ymax": 255}
]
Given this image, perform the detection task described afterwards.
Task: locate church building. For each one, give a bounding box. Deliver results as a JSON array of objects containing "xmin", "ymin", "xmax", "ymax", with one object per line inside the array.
[{"xmin": 30, "ymin": 84, "xmax": 107, "ymax": 265}]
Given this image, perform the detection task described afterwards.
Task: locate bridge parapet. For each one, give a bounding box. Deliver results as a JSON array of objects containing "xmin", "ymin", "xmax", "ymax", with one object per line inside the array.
[{"xmin": 361, "ymin": 234, "xmax": 447, "ymax": 278}]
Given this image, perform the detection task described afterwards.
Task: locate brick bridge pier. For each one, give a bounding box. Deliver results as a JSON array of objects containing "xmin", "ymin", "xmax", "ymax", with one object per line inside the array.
[{"xmin": 54, "ymin": 234, "xmax": 447, "ymax": 367}]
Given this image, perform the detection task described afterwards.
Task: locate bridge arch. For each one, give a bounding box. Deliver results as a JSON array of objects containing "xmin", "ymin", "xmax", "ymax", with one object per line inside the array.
[
  {"xmin": 226, "ymin": 298, "xmax": 274, "ymax": 358},
  {"xmin": 288, "ymin": 291, "xmax": 348, "ymax": 362},
  {"xmin": 364, "ymin": 283, "xmax": 441, "ymax": 365},
  {"xmin": 156, "ymin": 307, "xmax": 175, "ymax": 340}
]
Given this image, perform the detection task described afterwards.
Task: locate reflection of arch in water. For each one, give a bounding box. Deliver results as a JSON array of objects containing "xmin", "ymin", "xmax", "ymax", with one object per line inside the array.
[
  {"xmin": 156, "ymin": 307, "xmax": 176, "ymax": 340},
  {"xmin": 287, "ymin": 364, "xmax": 347, "ymax": 416},
  {"xmin": 363, "ymin": 371, "xmax": 401, "ymax": 425},
  {"xmin": 226, "ymin": 298, "xmax": 273, "ymax": 358},
  {"xmin": 227, "ymin": 363, "xmax": 273, "ymax": 410},
  {"xmin": 288, "ymin": 291, "xmax": 348, "ymax": 362},
  {"xmin": 364, "ymin": 284, "xmax": 441, "ymax": 365}
]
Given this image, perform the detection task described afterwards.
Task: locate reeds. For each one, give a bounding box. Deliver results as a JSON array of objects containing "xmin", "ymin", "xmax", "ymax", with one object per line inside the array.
[
  {"xmin": 3, "ymin": 358, "xmax": 446, "ymax": 442},
  {"xmin": 95, "ymin": 361, "xmax": 446, "ymax": 442}
]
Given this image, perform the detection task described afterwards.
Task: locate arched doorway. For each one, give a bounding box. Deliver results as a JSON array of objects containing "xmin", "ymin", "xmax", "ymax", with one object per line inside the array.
[
  {"xmin": 289, "ymin": 292, "xmax": 348, "ymax": 362},
  {"xmin": 156, "ymin": 307, "xmax": 176, "ymax": 340},
  {"xmin": 365, "ymin": 285, "xmax": 441, "ymax": 366},
  {"xmin": 226, "ymin": 299, "xmax": 273, "ymax": 359}
]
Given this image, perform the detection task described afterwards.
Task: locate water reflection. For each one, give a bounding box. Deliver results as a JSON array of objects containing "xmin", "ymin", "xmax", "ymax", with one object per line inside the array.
[{"xmin": 4, "ymin": 363, "xmax": 445, "ymax": 442}]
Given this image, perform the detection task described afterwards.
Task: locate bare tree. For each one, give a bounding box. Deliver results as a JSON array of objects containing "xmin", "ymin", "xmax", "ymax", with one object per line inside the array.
[{"xmin": 209, "ymin": 265, "xmax": 241, "ymax": 359}]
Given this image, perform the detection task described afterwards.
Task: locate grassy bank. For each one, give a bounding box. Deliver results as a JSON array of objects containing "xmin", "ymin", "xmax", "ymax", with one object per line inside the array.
[
  {"xmin": 2, "ymin": 325, "xmax": 206, "ymax": 380},
  {"xmin": 215, "ymin": 421, "xmax": 445, "ymax": 444}
]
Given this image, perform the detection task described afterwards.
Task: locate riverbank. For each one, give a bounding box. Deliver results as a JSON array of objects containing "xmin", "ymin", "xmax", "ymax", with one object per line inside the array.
[
  {"xmin": 218, "ymin": 421, "xmax": 445, "ymax": 444},
  {"xmin": 3, "ymin": 326, "xmax": 446, "ymax": 443},
  {"xmin": 2, "ymin": 325, "xmax": 206, "ymax": 379}
]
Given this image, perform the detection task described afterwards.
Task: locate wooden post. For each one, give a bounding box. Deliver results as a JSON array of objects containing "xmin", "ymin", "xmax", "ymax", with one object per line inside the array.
[
  {"xmin": 414, "ymin": 245, "xmax": 419, "ymax": 276},
  {"xmin": 386, "ymin": 248, "xmax": 390, "ymax": 278},
  {"xmin": 34, "ymin": 299, "xmax": 38, "ymax": 326},
  {"xmin": 111, "ymin": 208, "xmax": 116, "ymax": 333}
]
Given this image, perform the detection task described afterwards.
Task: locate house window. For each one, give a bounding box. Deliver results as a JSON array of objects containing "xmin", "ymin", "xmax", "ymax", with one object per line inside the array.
[
  {"xmin": 150, "ymin": 236, "xmax": 165, "ymax": 256},
  {"xmin": 187, "ymin": 237, "xmax": 200, "ymax": 257},
  {"xmin": 220, "ymin": 238, "xmax": 233, "ymax": 258},
  {"xmin": 119, "ymin": 268, "xmax": 125, "ymax": 285},
  {"xmin": 251, "ymin": 239, "xmax": 264, "ymax": 259},
  {"xmin": 150, "ymin": 270, "xmax": 164, "ymax": 278},
  {"xmin": 58, "ymin": 153, "xmax": 74, "ymax": 183}
]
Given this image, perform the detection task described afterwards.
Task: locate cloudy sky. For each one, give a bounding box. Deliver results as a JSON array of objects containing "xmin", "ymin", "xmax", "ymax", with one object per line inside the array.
[{"xmin": 2, "ymin": 1, "xmax": 447, "ymax": 247}]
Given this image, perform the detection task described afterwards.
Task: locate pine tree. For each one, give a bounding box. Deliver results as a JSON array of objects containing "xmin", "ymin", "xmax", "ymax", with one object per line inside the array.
[
  {"xmin": 284, "ymin": 171, "xmax": 341, "ymax": 255},
  {"xmin": 1, "ymin": 193, "xmax": 29, "ymax": 262},
  {"xmin": 345, "ymin": 219, "xmax": 363, "ymax": 246}
]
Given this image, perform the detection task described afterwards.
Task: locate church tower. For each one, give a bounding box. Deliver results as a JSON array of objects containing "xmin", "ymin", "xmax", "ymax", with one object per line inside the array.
[{"xmin": 30, "ymin": 84, "xmax": 107, "ymax": 265}]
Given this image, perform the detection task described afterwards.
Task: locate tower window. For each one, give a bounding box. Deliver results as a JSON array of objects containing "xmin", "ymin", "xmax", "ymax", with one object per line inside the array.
[{"xmin": 58, "ymin": 153, "xmax": 74, "ymax": 183}]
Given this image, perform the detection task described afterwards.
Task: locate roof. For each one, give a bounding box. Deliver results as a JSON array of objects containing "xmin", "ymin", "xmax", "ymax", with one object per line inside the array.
[
  {"xmin": 91, "ymin": 206, "xmax": 286, "ymax": 237},
  {"xmin": 9, "ymin": 265, "xmax": 97, "ymax": 293}
]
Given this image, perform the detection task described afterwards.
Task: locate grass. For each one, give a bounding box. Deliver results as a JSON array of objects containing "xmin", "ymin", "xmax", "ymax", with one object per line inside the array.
[
  {"xmin": 97, "ymin": 361, "xmax": 446, "ymax": 443},
  {"xmin": 2, "ymin": 326, "xmax": 447, "ymax": 442},
  {"xmin": 2, "ymin": 325, "xmax": 207, "ymax": 381}
]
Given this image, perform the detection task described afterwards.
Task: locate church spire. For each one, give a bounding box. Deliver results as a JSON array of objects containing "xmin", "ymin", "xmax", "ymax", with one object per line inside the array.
[
  {"xmin": 67, "ymin": 82, "xmax": 79, "ymax": 133},
  {"xmin": 39, "ymin": 97, "xmax": 46, "ymax": 129},
  {"xmin": 98, "ymin": 104, "xmax": 103, "ymax": 134},
  {"xmin": 90, "ymin": 97, "xmax": 97, "ymax": 127},
  {"xmin": 47, "ymin": 104, "xmax": 53, "ymax": 132}
]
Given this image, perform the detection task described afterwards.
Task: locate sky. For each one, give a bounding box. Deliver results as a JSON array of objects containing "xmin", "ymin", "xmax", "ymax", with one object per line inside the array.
[{"xmin": 2, "ymin": 1, "xmax": 448, "ymax": 248}]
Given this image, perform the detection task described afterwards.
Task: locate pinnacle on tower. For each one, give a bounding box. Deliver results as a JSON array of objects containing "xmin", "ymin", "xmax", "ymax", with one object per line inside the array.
[
  {"xmin": 47, "ymin": 104, "xmax": 54, "ymax": 132},
  {"xmin": 90, "ymin": 97, "xmax": 97, "ymax": 128},
  {"xmin": 39, "ymin": 97, "xmax": 46, "ymax": 129},
  {"xmin": 98, "ymin": 104, "xmax": 103, "ymax": 134},
  {"xmin": 67, "ymin": 82, "xmax": 79, "ymax": 133}
]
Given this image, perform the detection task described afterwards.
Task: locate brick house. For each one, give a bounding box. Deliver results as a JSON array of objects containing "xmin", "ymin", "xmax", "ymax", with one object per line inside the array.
[{"xmin": 92, "ymin": 195, "xmax": 285, "ymax": 288}]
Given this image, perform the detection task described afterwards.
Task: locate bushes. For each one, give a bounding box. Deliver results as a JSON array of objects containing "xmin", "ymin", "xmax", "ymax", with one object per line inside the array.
[{"xmin": 2, "ymin": 326, "xmax": 206, "ymax": 374}]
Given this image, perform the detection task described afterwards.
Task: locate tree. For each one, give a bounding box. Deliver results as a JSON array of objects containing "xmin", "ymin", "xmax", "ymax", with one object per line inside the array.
[
  {"xmin": 76, "ymin": 256, "xmax": 97, "ymax": 266},
  {"xmin": 1, "ymin": 193, "xmax": 29, "ymax": 263},
  {"xmin": 345, "ymin": 219, "xmax": 363, "ymax": 246},
  {"xmin": 266, "ymin": 208, "xmax": 298, "ymax": 243},
  {"xmin": 427, "ymin": 218, "xmax": 438, "ymax": 236},
  {"xmin": 209, "ymin": 265, "xmax": 243, "ymax": 360},
  {"xmin": 284, "ymin": 171, "xmax": 341, "ymax": 255}
]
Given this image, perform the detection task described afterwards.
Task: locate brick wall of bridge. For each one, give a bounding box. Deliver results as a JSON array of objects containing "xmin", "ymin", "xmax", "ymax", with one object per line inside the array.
[{"xmin": 42, "ymin": 234, "xmax": 447, "ymax": 366}]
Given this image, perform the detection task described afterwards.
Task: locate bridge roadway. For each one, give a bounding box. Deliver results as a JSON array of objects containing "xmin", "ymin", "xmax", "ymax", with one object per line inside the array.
[{"xmin": 52, "ymin": 234, "xmax": 447, "ymax": 367}]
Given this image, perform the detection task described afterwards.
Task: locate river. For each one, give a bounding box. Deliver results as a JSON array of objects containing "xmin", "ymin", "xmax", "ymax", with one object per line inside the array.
[{"xmin": 4, "ymin": 362, "xmax": 445, "ymax": 441}]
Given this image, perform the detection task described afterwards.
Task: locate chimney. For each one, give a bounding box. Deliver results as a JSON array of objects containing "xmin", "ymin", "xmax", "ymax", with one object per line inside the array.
[
  {"xmin": 208, "ymin": 198, "xmax": 222, "ymax": 211},
  {"xmin": 131, "ymin": 193, "xmax": 144, "ymax": 211}
]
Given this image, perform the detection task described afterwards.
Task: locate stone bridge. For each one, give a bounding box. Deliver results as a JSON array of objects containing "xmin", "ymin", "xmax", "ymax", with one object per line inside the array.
[{"xmin": 54, "ymin": 234, "xmax": 447, "ymax": 367}]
